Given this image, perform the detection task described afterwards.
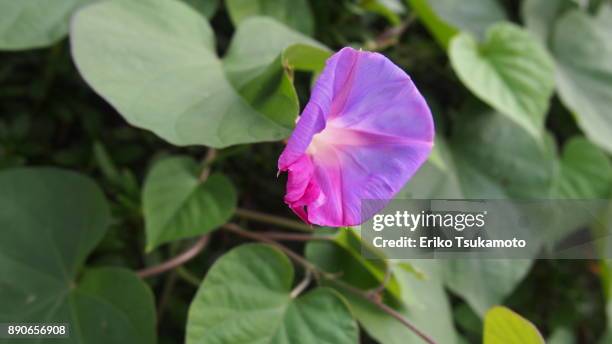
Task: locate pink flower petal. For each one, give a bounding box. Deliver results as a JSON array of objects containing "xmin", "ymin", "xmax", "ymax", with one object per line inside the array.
[{"xmin": 278, "ymin": 47, "xmax": 434, "ymax": 226}]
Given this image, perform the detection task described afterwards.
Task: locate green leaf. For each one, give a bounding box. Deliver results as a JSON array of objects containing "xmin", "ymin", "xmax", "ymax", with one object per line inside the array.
[
  {"xmin": 71, "ymin": 0, "xmax": 328, "ymax": 147},
  {"xmin": 223, "ymin": 18, "xmax": 330, "ymax": 128},
  {"xmin": 451, "ymin": 105, "xmax": 557, "ymax": 199},
  {"xmin": 180, "ymin": 0, "xmax": 219, "ymax": 18},
  {"xmin": 76, "ymin": 267, "xmax": 157, "ymax": 344},
  {"xmin": 442, "ymin": 109, "xmax": 547, "ymax": 315},
  {"xmin": 449, "ymin": 23, "xmax": 555, "ymax": 138},
  {"xmin": 401, "ymin": 107, "xmax": 554, "ymax": 316},
  {"xmin": 553, "ymin": 137, "xmax": 612, "ymax": 198},
  {"xmin": 552, "ymin": 9, "xmax": 612, "ymax": 154},
  {"xmin": 402, "ymin": 104, "xmax": 557, "ymax": 199},
  {"xmin": 225, "ymin": 0, "xmax": 314, "ymax": 35},
  {"xmin": 143, "ymin": 156, "xmax": 236, "ymax": 251},
  {"xmin": 406, "ymin": 0, "xmax": 505, "ymax": 48},
  {"xmin": 443, "ymin": 260, "xmax": 533, "ymax": 317},
  {"xmin": 186, "ymin": 243, "xmax": 358, "ymax": 344},
  {"xmin": 484, "ymin": 306, "xmax": 544, "ymax": 344},
  {"xmin": 0, "ymin": 0, "xmax": 90, "ymax": 50},
  {"xmin": 406, "ymin": 0, "xmax": 457, "ymax": 48},
  {"xmin": 0, "ymin": 168, "xmax": 156, "ymax": 344}
]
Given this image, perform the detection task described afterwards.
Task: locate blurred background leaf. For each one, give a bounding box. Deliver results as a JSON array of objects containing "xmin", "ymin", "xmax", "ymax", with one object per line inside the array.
[
  {"xmin": 225, "ymin": 0, "xmax": 315, "ymax": 35},
  {"xmin": 0, "ymin": 0, "xmax": 91, "ymax": 50}
]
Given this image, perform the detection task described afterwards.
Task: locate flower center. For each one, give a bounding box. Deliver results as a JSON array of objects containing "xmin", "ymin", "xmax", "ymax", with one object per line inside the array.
[{"xmin": 306, "ymin": 120, "xmax": 368, "ymax": 163}]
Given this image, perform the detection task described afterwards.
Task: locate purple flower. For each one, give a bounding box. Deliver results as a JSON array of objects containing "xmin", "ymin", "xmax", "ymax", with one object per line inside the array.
[{"xmin": 278, "ymin": 47, "xmax": 434, "ymax": 227}]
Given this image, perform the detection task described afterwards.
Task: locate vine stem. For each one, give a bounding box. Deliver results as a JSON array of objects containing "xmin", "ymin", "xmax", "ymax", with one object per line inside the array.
[
  {"xmin": 222, "ymin": 223, "xmax": 320, "ymax": 273},
  {"xmin": 199, "ymin": 148, "xmax": 217, "ymax": 181},
  {"xmin": 368, "ymin": 14, "xmax": 417, "ymax": 51},
  {"xmin": 235, "ymin": 207, "xmax": 314, "ymax": 232},
  {"xmin": 137, "ymin": 235, "xmax": 210, "ymax": 278},
  {"xmin": 290, "ymin": 269, "xmax": 312, "ymax": 298},
  {"xmin": 222, "ymin": 223, "xmax": 438, "ymax": 344},
  {"xmin": 367, "ymin": 265, "xmax": 392, "ymax": 298}
]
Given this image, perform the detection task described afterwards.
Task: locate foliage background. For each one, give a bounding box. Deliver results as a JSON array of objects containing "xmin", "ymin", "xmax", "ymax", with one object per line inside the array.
[{"xmin": 1, "ymin": 0, "xmax": 612, "ymax": 343}]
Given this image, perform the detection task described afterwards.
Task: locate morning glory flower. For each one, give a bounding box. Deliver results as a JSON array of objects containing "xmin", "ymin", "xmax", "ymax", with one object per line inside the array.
[{"xmin": 278, "ymin": 47, "xmax": 434, "ymax": 227}]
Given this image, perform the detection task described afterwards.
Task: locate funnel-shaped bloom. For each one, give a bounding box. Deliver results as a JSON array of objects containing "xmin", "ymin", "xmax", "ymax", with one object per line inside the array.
[{"xmin": 278, "ymin": 47, "xmax": 434, "ymax": 227}]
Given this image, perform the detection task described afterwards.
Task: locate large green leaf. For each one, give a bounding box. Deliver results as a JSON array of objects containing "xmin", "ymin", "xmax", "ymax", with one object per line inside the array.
[
  {"xmin": 552, "ymin": 9, "xmax": 612, "ymax": 154},
  {"xmin": 0, "ymin": 168, "xmax": 156, "ymax": 344},
  {"xmin": 225, "ymin": 0, "xmax": 314, "ymax": 35},
  {"xmin": 402, "ymin": 104, "xmax": 557, "ymax": 200},
  {"xmin": 400, "ymin": 106, "xmax": 554, "ymax": 316},
  {"xmin": 0, "ymin": 0, "xmax": 90, "ymax": 50},
  {"xmin": 553, "ymin": 137, "xmax": 612, "ymax": 198},
  {"xmin": 484, "ymin": 306, "xmax": 544, "ymax": 344},
  {"xmin": 222, "ymin": 19, "xmax": 330, "ymax": 128},
  {"xmin": 71, "ymin": 0, "xmax": 328, "ymax": 147},
  {"xmin": 74, "ymin": 267, "xmax": 157, "ymax": 344},
  {"xmin": 406, "ymin": 0, "xmax": 505, "ymax": 48},
  {"xmin": 440, "ymin": 111, "xmax": 545, "ymax": 313},
  {"xmin": 449, "ymin": 23, "xmax": 555, "ymax": 138},
  {"xmin": 186, "ymin": 243, "xmax": 358, "ymax": 344},
  {"xmin": 450, "ymin": 105, "xmax": 557, "ymax": 199},
  {"xmin": 142, "ymin": 156, "xmax": 236, "ymax": 251}
]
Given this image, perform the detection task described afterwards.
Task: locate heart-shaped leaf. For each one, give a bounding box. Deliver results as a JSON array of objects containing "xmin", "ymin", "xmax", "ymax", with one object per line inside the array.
[
  {"xmin": 450, "ymin": 23, "xmax": 555, "ymax": 138},
  {"xmin": 400, "ymin": 106, "xmax": 555, "ymax": 316},
  {"xmin": 484, "ymin": 306, "xmax": 544, "ymax": 344},
  {"xmin": 143, "ymin": 156, "xmax": 236, "ymax": 251},
  {"xmin": 225, "ymin": 0, "xmax": 314, "ymax": 35},
  {"xmin": 552, "ymin": 9, "xmax": 612, "ymax": 154},
  {"xmin": 186, "ymin": 243, "xmax": 358, "ymax": 344},
  {"xmin": 0, "ymin": 168, "xmax": 156, "ymax": 344},
  {"xmin": 70, "ymin": 0, "xmax": 328, "ymax": 147},
  {"xmin": 0, "ymin": 0, "xmax": 90, "ymax": 50}
]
